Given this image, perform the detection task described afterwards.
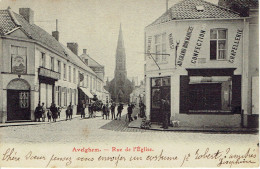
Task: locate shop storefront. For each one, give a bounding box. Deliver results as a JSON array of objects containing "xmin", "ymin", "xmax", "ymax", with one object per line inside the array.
[{"xmin": 180, "ymin": 68, "xmax": 241, "ymax": 115}]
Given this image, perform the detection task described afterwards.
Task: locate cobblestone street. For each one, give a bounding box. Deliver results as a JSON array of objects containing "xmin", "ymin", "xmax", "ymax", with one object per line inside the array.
[{"xmin": 0, "ymin": 107, "xmax": 258, "ymax": 147}]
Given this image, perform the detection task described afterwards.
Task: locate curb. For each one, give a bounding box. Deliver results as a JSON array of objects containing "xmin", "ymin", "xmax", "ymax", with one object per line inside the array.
[{"xmin": 0, "ymin": 116, "xmax": 81, "ymax": 128}]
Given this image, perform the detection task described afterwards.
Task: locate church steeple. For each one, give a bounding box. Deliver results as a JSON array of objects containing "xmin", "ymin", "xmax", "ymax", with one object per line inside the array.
[{"xmin": 115, "ymin": 24, "xmax": 126, "ymax": 76}]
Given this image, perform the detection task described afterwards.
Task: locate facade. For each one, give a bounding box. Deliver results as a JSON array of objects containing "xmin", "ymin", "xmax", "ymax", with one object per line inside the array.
[
  {"xmin": 105, "ymin": 25, "xmax": 134, "ymax": 103},
  {"xmin": 0, "ymin": 7, "xmax": 103, "ymax": 123},
  {"xmin": 79, "ymin": 49, "xmax": 105, "ymax": 101},
  {"xmin": 218, "ymin": 0, "xmax": 259, "ymax": 128},
  {"xmin": 144, "ymin": 0, "xmax": 253, "ymax": 127},
  {"xmin": 130, "ymin": 82, "xmax": 145, "ymax": 105}
]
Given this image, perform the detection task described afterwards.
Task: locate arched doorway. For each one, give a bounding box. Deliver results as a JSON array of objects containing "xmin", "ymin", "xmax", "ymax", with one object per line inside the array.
[{"xmin": 7, "ymin": 78, "xmax": 31, "ymax": 121}]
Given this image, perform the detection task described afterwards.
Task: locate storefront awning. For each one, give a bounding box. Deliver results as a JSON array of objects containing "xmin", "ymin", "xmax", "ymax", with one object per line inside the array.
[
  {"xmin": 189, "ymin": 76, "xmax": 231, "ymax": 84},
  {"xmin": 79, "ymin": 87, "xmax": 94, "ymax": 98}
]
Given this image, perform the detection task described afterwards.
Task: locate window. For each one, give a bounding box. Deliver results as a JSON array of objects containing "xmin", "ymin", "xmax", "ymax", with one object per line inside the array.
[
  {"xmin": 87, "ymin": 75, "xmax": 89, "ymax": 87},
  {"xmin": 154, "ymin": 33, "xmax": 167, "ymax": 62},
  {"xmin": 85, "ymin": 59, "xmax": 88, "ymax": 65},
  {"xmin": 50, "ymin": 57, "xmax": 54, "ymax": 71},
  {"xmin": 57, "ymin": 60, "xmax": 61, "ymax": 73},
  {"xmin": 69, "ymin": 66, "xmax": 71, "ymax": 82},
  {"xmin": 73, "ymin": 68, "xmax": 76, "ymax": 83},
  {"xmin": 63, "ymin": 64, "xmax": 67, "ymax": 80},
  {"xmin": 41, "ymin": 52, "xmax": 46, "ymax": 67},
  {"xmin": 210, "ymin": 29, "xmax": 227, "ymax": 60},
  {"xmin": 11, "ymin": 46, "xmax": 27, "ymax": 74}
]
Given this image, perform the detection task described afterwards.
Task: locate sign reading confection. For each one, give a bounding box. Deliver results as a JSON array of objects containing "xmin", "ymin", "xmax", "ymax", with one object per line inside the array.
[
  {"xmin": 176, "ymin": 26, "xmax": 194, "ymax": 66},
  {"xmin": 191, "ymin": 29, "xmax": 206, "ymax": 64},
  {"xmin": 229, "ymin": 29, "xmax": 243, "ymax": 63}
]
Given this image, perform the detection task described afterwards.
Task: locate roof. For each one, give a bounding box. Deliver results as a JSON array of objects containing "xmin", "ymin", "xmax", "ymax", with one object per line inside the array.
[
  {"xmin": 147, "ymin": 0, "xmax": 241, "ymax": 27},
  {"xmin": 60, "ymin": 44, "xmax": 98, "ymax": 76},
  {"xmin": 0, "ymin": 8, "xmax": 102, "ymax": 80},
  {"xmin": 80, "ymin": 53, "xmax": 104, "ymax": 68}
]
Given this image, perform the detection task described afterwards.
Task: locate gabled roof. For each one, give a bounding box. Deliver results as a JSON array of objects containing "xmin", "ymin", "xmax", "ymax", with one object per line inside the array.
[
  {"xmin": 80, "ymin": 53, "xmax": 104, "ymax": 68},
  {"xmin": 0, "ymin": 8, "xmax": 102, "ymax": 80},
  {"xmin": 147, "ymin": 0, "xmax": 241, "ymax": 27}
]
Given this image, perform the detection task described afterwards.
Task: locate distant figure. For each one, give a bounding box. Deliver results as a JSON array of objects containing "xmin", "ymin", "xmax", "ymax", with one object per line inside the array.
[
  {"xmin": 88, "ymin": 104, "xmax": 93, "ymax": 118},
  {"xmin": 102, "ymin": 104, "xmax": 106, "ymax": 119},
  {"xmin": 127, "ymin": 104, "xmax": 134, "ymax": 122},
  {"xmin": 116, "ymin": 103, "xmax": 124, "ymax": 120},
  {"xmin": 50, "ymin": 103, "xmax": 58, "ymax": 122},
  {"xmin": 34, "ymin": 103, "xmax": 42, "ymax": 122},
  {"xmin": 57, "ymin": 106, "xmax": 61, "ymax": 118},
  {"xmin": 139, "ymin": 102, "xmax": 145, "ymax": 118},
  {"xmin": 80, "ymin": 103, "xmax": 85, "ymax": 119},
  {"xmin": 110, "ymin": 103, "xmax": 116, "ymax": 120},
  {"xmin": 41, "ymin": 102, "xmax": 46, "ymax": 122},
  {"xmin": 106, "ymin": 104, "xmax": 110, "ymax": 120},
  {"xmin": 66, "ymin": 102, "xmax": 73, "ymax": 120},
  {"xmin": 160, "ymin": 99, "xmax": 170, "ymax": 129}
]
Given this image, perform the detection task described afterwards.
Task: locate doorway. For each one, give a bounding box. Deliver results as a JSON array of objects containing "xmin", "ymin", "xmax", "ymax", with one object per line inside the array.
[{"xmin": 150, "ymin": 77, "xmax": 171, "ymax": 122}]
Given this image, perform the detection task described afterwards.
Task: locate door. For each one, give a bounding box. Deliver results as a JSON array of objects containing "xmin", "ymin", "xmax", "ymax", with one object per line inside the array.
[
  {"xmin": 7, "ymin": 90, "xmax": 30, "ymax": 121},
  {"xmin": 150, "ymin": 77, "xmax": 171, "ymax": 122}
]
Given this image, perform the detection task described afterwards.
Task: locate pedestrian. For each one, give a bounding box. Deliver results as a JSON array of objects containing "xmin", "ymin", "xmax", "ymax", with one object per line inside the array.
[
  {"xmin": 127, "ymin": 104, "xmax": 133, "ymax": 122},
  {"xmin": 88, "ymin": 103, "xmax": 93, "ymax": 118},
  {"xmin": 116, "ymin": 103, "xmax": 124, "ymax": 120},
  {"xmin": 50, "ymin": 103, "xmax": 58, "ymax": 122},
  {"xmin": 160, "ymin": 99, "xmax": 170, "ymax": 129},
  {"xmin": 92, "ymin": 103, "xmax": 96, "ymax": 118},
  {"xmin": 80, "ymin": 103, "xmax": 85, "ymax": 119},
  {"xmin": 102, "ymin": 104, "xmax": 106, "ymax": 119},
  {"xmin": 106, "ymin": 104, "xmax": 110, "ymax": 120},
  {"xmin": 110, "ymin": 102, "xmax": 116, "ymax": 120},
  {"xmin": 66, "ymin": 102, "xmax": 73, "ymax": 120},
  {"xmin": 41, "ymin": 102, "xmax": 46, "ymax": 122},
  {"xmin": 34, "ymin": 102, "xmax": 42, "ymax": 122}
]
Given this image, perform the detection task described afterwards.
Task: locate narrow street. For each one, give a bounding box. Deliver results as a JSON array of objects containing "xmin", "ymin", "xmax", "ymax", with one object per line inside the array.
[{"xmin": 0, "ymin": 106, "xmax": 258, "ymax": 145}]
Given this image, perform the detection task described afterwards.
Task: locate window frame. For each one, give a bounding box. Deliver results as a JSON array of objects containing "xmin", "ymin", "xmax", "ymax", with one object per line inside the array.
[
  {"xmin": 154, "ymin": 33, "xmax": 167, "ymax": 63},
  {"xmin": 210, "ymin": 28, "xmax": 228, "ymax": 61}
]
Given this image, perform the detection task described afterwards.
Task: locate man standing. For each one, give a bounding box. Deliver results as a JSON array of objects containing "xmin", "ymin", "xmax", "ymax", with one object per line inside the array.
[
  {"xmin": 50, "ymin": 103, "xmax": 58, "ymax": 122},
  {"xmin": 41, "ymin": 102, "xmax": 46, "ymax": 122},
  {"xmin": 110, "ymin": 102, "xmax": 116, "ymax": 120},
  {"xmin": 116, "ymin": 103, "xmax": 124, "ymax": 120},
  {"xmin": 127, "ymin": 104, "xmax": 133, "ymax": 122}
]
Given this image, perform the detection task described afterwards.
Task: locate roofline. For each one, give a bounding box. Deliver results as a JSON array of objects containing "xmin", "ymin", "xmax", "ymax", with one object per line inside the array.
[
  {"xmin": 1, "ymin": 35, "xmax": 103, "ymax": 81},
  {"xmin": 145, "ymin": 17, "xmax": 250, "ymax": 29},
  {"xmin": 80, "ymin": 53, "xmax": 104, "ymax": 67}
]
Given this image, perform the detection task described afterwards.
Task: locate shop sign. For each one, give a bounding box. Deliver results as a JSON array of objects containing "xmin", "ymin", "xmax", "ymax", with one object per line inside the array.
[
  {"xmin": 147, "ymin": 36, "xmax": 152, "ymax": 54},
  {"xmin": 176, "ymin": 26, "xmax": 194, "ymax": 66},
  {"xmin": 229, "ymin": 29, "xmax": 243, "ymax": 63},
  {"xmin": 191, "ymin": 29, "xmax": 206, "ymax": 64},
  {"xmin": 168, "ymin": 33, "xmax": 174, "ymax": 50},
  {"xmin": 38, "ymin": 67, "xmax": 60, "ymax": 80},
  {"xmin": 12, "ymin": 55, "xmax": 26, "ymax": 74}
]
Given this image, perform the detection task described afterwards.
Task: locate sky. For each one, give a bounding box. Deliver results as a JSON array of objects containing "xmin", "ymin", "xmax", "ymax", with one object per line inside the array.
[{"xmin": 0, "ymin": 0, "xmax": 218, "ymax": 84}]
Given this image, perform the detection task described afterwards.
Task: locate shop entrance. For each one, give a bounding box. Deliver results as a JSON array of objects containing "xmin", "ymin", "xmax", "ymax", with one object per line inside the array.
[
  {"xmin": 6, "ymin": 79, "xmax": 31, "ymax": 121},
  {"xmin": 151, "ymin": 77, "xmax": 171, "ymax": 122}
]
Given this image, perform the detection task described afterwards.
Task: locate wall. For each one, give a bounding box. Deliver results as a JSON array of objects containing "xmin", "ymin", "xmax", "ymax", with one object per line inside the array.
[{"xmin": 144, "ymin": 19, "xmax": 246, "ymax": 127}]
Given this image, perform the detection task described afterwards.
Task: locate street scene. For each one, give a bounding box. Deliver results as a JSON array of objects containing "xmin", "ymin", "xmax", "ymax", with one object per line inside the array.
[{"xmin": 0, "ymin": 0, "xmax": 259, "ymax": 167}]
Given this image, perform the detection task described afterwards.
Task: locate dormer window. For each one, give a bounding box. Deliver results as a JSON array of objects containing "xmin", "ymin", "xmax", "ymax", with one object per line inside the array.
[{"xmin": 196, "ymin": 5, "xmax": 204, "ymax": 12}]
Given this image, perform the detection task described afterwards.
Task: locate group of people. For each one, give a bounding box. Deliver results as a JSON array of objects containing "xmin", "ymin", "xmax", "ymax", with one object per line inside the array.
[{"xmin": 34, "ymin": 102, "xmax": 73, "ymax": 122}]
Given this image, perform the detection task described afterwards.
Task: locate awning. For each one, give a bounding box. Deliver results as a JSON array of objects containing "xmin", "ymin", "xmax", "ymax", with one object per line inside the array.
[
  {"xmin": 189, "ymin": 76, "xmax": 231, "ymax": 84},
  {"xmin": 79, "ymin": 87, "xmax": 94, "ymax": 98}
]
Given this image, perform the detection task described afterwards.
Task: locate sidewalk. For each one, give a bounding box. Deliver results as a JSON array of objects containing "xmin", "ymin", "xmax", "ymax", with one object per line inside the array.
[
  {"xmin": 0, "ymin": 114, "xmax": 81, "ymax": 128},
  {"xmin": 128, "ymin": 117, "xmax": 259, "ymax": 134}
]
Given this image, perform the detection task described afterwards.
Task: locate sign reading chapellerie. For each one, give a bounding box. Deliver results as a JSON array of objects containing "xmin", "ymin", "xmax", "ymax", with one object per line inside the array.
[
  {"xmin": 229, "ymin": 29, "xmax": 243, "ymax": 63},
  {"xmin": 177, "ymin": 26, "xmax": 194, "ymax": 66},
  {"xmin": 191, "ymin": 29, "xmax": 206, "ymax": 64}
]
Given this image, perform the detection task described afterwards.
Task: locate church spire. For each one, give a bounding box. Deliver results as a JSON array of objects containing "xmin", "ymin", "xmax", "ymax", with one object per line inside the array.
[{"xmin": 115, "ymin": 23, "xmax": 126, "ymax": 71}]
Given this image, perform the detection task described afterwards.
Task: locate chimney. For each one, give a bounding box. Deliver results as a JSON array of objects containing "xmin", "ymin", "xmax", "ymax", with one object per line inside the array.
[
  {"xmin": 67, "ymin": 42, "xmax": 78, "ymax": 55},
  {"xmin": 52, "ymin": 19, "xmax": 59, "ymax": 41},
  {"xmin": 19, "ymin": 8, "xmax": 34, "ymax": 24},
  {"xmin": 52, "ymin": 31, "xmax": 59, "ymax": 41},
  {"xmin": 83, "ymin": 49, "xmax": 87, "ymax": 54}
]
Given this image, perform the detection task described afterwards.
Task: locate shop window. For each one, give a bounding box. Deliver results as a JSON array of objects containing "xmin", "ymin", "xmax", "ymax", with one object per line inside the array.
[
  {"xmin": 11, "ymin": 46, "xmax": 27, "ymax": 74},
  {"xmin": 57, "ymin": 60, "xmax": 61, "ymax": 75},
  {"xmin": 210, "ymin": 29, "xmax": 227, "ymax": 60}
]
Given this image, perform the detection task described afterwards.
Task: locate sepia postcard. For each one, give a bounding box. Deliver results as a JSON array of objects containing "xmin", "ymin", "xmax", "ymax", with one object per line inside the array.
[{"xmin": 0, "ymin": 0, "xmax": 259, "ymax": 168}]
